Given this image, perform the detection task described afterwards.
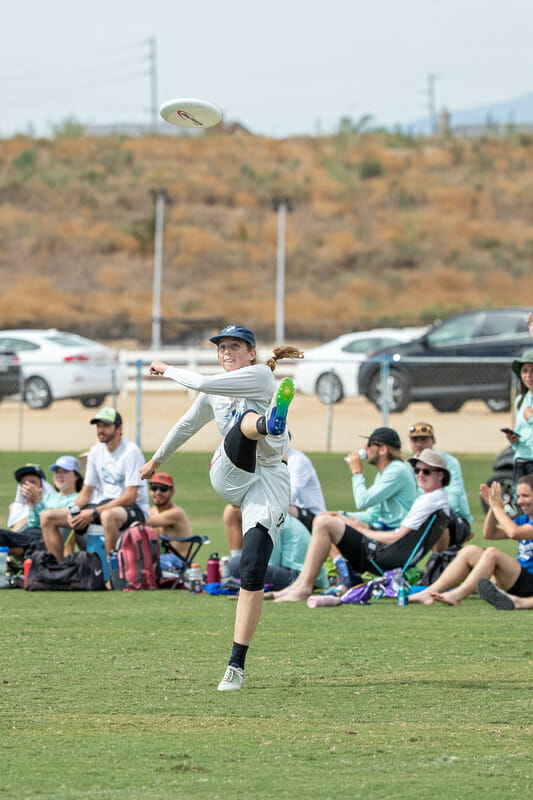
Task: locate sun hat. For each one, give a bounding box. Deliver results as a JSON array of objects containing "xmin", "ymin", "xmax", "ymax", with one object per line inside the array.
[
  {"xmin": 48, "ymin": 455, "xmax": 82, "ymax": 475},
  {"xmin": 209, "ymin": 325, "xmax": 256, "ymax": 347},
  {"xmin": 409, "ymin": 448, "xmax": 451, "ymax": 486},
  {"xmin": 14, "ymin": 464, "xmax": 46, "ymax": 483},
  {"xmin": 360, "ymin": 426, "xmax": 401, "ymax": 450},
  {"xmin": 511, "ymin": 348, "xmax": 533, "ymax": 380},
  {"xmin": 90, "ymin": 407, "xmax": 123, "ymax": 426},
  {"xmin": 150, "ymin": 473, "xmax": 174, "ymax": 488},
  {"xmin": 408, "ymin": 422, "xmax": 435, "ymax": 439}
]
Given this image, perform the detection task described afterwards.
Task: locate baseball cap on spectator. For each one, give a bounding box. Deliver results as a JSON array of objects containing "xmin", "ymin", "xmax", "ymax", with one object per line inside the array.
[
  {"xmin": 209, "ymin": 325, "xmax": 256, "ymax": 347},
  {"xmin": 49, "ymin": 455, "xmax": 82, "ymax": 475},
  {"xmin": 408, "ymin": 422, "xmax": 435, "ymax": 439},
  {"xmin": 90, "ymin": 407, "xmax": 123, "ymax": 426},
  {"xmin": 360, "ymin": 426, "xmax": 401, "ymax": 450},
  {"xmin": 14, "ymin": 464, "xmax": 46, "ymax": 483},
  {"xmin": 408, "ymin": 448, "xmax": 451, "ymax": 486},
  {"xmin": 150, "ymin": 473, "xmax": 174, "ymax": 488}
]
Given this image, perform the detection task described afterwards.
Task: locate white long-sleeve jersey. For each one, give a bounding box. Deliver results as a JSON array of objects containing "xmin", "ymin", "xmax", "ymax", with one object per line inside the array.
[{"xmin": 152, "ymin": 363, "xmax": 289, "ymax": 467}]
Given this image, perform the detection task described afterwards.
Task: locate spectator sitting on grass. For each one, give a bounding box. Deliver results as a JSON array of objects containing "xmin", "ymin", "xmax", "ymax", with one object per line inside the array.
[
  {"xmin": 0, "ymin": 464, "xmax": 54, "ymax": 557},
  {"xmin": 145, "ymin": 472, "xmax": 193, "ymax": 560},
  {"xmin": 273, "ymin": 449, "xmax": 450, "ymax": 603},
  {"xmin": 410, "ymin": 476, "xmax": 533, "ymax": 607},
  {"xmin": 408, "ymin": 421, "xmax": 473, "ymax": 549}
]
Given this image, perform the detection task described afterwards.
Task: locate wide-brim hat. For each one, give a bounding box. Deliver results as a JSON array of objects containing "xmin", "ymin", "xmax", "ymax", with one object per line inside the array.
[
  {"xmin": 511, "ymin": 348, "xmax": 533, "ymax": 379},
  {"xmin": 409, "ymin": 448, "xmax": 451, "ymax": 486}
]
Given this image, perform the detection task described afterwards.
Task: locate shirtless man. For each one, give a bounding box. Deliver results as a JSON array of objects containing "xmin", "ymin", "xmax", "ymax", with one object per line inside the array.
[{"xmin": 146, "ymin": 473, "xmax": 193, "ymax": 559}]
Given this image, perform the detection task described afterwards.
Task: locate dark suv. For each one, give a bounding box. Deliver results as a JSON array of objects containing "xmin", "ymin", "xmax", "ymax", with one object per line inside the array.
[
  {"xmin": 0, "ymin": 351, "xmax": 21, "ymax": 401},
  {"xmin": 358, "ymin": 308, "xmax": 532, "ymax": 413}
]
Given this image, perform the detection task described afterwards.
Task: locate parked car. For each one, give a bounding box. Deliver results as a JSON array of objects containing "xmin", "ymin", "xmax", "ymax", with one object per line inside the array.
[
  {"xmin": 294, "ymin": 327, "xmax": 426, "ymax": 402},
  {"xmin": 358, "ymin": 308, "xmax": 532, "ymax": 413},
  {"xmin": 0, "ymin": 329, "xmax": 125, "ymax": 409},
  {"xmin": 0, "ymin": 351, "xmax": 21, "ymax": 401}
]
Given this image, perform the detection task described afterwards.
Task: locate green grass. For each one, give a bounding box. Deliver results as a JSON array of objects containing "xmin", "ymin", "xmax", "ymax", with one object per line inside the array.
[{"xmin": 1, "ymin": 451, "xmax": 531, "ymax": 798}]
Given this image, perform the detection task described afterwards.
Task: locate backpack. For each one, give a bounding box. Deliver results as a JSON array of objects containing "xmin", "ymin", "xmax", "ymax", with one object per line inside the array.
[
  {"xmin": 418, "ymin": 546, "xmax": 461, "ymax": 586},
  {"xmin": 111, "ymin": 523, "xmax": 160, "ymax": 591},
  {"xmin": 26, "ymin": 551, "xmax": 106, "ymax": 591}
]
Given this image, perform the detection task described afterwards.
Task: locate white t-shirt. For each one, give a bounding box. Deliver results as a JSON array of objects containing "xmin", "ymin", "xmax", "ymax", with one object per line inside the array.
[
  {"xmin": 153, "ymin": 363, "xmax": 288, "ymax": 467},
  {"xmin": 84, "ymin": 437, "xmax": 149, "ymax": 515},
  {"xmin": 401, "ymin": 488, "xmax": 450, "ymax": 532},
  {"xmin": 287, "ymin": 447, "xmax": 326, "ymax": 514}
]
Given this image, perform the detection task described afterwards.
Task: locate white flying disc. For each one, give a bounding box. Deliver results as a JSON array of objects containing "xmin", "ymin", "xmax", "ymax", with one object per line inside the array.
[{"xmin": 159, "ymin": 97, "xmax": 222, "ymax": 129}]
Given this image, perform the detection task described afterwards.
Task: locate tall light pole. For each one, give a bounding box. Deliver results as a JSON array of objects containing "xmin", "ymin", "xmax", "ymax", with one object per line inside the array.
[
  {"xmin": 273, "ymin": 197, "xmax": 292, "ymax": 342},
  {"xmin": 148, "ymin": 36, "xmax": 158, "ymax": 132},
  {"xmin": 150, "ymin": 188, "xmax": 169, "ymax": 350}
]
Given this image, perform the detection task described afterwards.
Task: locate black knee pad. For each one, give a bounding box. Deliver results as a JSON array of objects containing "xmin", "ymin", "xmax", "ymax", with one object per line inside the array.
[
  {"xmin": 223, "ymin": 412, "xmax": 257, "ymax": 473},
  {"xmin": 239, "ymin": 525, "xmax": 273, "ymax": 591}
]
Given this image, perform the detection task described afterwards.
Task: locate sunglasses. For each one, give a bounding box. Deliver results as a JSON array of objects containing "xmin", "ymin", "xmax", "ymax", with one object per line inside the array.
[
  {"xmin": 149, "ymin": 484, "xmax": 172, "ymax": 492},
  {"xmin": 409, "ymin": 425, "xmax": 433, "ymax": 436},
  {"xmin": 414, "ymin": 467, "xmax": 439, "ymax": 476},
  {"xmin": 367, "ymin": 439, "xmax": 381, "ymax": 447}
]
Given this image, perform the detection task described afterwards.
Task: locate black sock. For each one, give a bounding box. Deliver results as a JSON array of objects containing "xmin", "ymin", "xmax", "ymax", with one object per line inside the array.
[
  {"xmin": 229, "ymin": 641, "xmax": 249, "ymax": 670},
  {"xmin": 255, "ymin": 415, "xmax": 267, "ymax": 435}
]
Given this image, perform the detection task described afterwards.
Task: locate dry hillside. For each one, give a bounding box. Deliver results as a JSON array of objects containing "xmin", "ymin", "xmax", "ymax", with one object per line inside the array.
[{"xmin": 1, "ymin": 129, "xmax": 532, "ymax": 342}]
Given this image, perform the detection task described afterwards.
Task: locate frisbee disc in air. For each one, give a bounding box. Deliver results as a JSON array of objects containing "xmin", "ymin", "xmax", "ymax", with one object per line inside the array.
[{"xmin": 159, "ymin": 97, "xmax": 222, "ymax": 129}]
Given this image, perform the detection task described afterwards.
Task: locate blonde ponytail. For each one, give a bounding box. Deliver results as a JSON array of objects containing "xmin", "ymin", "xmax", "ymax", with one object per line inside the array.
[{"xmin": 265, "ymin": 345, "xmax": 304, "ymax": 372}]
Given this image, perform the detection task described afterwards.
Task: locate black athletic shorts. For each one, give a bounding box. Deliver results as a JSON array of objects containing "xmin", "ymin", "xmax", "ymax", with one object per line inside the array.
[
  {"xmin": 336, "ymin": 524, "xmax": 369, "ymax": 573},
  {"xmin": 508, "ymin": 566, "xmax": 533, "ymax": 597}
]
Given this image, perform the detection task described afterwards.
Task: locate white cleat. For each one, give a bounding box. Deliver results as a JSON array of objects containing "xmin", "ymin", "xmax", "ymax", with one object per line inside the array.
[{"xmin": 217, "ymin": 665, "xmax": 245, "ymax": 691}]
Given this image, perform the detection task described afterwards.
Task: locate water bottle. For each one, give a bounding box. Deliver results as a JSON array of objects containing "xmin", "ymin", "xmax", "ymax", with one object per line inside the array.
[
  {"xmin": 397, "ymin": 585, "xmax": 409, "ymax": 607},
  {"xmin": 220, "ymin": 556, "xmax": 231, "ymax": 580},
  {"xmin": 334, "ymin": 556, "xmax": 351, "ymax": 587},
  {"xmin": 0, "ymin": 546, "xmax": 9, "ymax": 588},
  {"xmin": 206, "ymin": 552, "xmax": 221, "ymax": 584},
  {"xmin": 188, "ymin": 563, "xmax": 204, "ymax": 594}
]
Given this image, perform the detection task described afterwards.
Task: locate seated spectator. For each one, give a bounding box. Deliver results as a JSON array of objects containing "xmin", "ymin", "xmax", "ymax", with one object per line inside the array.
[
  {"xmin": 223, "ymin": 439, "xmax": 326, "ymax": 556},
  {"xmin": 145, "ymin": 472, "xmax": 193, "ymax": 559},
  {"xmin": 410, "ymin": 475, "xmax": 533, "ymax": 606},
  {"xmin": 26, "ymin": 455, "xmax": 83, "ymax": 555},
  {"xmin": 273, "ymin": 449, "xmax": 450, "ymax": 603},
  {"xmin": 229, "ymin": 514, "xmax": 329, "ymax": 592},
  {"xmin": 408, "ymin": 421, "xmax": 473, "ymax": 548},
  {"xmin": 342, "ymin": 427, "xmax": 418, "ymax": 530},
  {"xmin": 0, "ymin": 464, "xmax": 54, "ymax": 557},
  {"xmin": 41, "ymin": 407, "xmax": 149, "ymax": 562}
]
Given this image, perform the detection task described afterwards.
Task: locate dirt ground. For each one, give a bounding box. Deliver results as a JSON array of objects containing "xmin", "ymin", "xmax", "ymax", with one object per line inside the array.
[{"xmin": 1, "ymin": 389, "xmax": 509, "ymax": 456}]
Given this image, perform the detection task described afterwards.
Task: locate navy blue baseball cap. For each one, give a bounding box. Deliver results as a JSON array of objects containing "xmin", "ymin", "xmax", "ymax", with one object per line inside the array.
[{"xmin": 209, "ymin": 325, "xmax": 256, "ymax": 347}]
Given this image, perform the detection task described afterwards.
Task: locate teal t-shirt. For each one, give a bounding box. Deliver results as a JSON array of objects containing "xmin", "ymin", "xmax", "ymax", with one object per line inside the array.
[
  {"xmin": 350, "ymin": 459, "xmax": 419, "ymax": 529},
  {"xmin": 513, "ymin": 391, "xmax": 533, "ymax": 461},
  {"xmin": 28, "ymin": 490, "xmax": 77, "ymax": 528},
  {"xmin": 269, "ymin": 515, "xmax": 328, "ymax": 589}
]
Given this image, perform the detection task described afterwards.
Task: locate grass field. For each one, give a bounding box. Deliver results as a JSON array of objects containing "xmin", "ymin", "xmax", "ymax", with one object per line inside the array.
[{"xmin": 1, "ymin": 451, "xmax": 531, "ymax": 799}]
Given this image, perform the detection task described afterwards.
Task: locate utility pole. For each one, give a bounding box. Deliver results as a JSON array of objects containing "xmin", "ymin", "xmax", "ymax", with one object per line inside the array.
[
  {"xmin": 148, "ymin": 36, "xmax": 158, "ymax": 132},
  {"xmin": 272, "ymin": 197, "xmax": 293, "ymax": 342},
  {"xmin": 150, "ymin": 188, "xmax": 169, "ymax": 350},
  {"xmin": 424, "ymin": 73, "xmax": 440, "ymax": 135}
]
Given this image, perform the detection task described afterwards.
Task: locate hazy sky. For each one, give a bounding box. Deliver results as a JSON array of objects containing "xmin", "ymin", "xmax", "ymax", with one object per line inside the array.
[{"xmin": 3, "ymin": 0, "xmax": 533, "ymax": 138}]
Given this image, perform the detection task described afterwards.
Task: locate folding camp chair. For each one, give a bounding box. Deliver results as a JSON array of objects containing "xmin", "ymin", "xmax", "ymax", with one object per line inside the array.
[
  {"xmin": 364, "ymin": 510, "xmax": 450, "ymax": 578},
  {"xmin": 159, "ymin": 534, "xmax": 210, "ymax": 589}
]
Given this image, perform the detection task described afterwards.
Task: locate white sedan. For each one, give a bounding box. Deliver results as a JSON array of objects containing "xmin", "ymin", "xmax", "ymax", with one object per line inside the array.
[
  {"xmin": 295, "ymin": 328, "xmax": 426, "ymax": 402},
  {"xmin": 0, "ymin": 329, "xmax": 125, "ymax": 409}
]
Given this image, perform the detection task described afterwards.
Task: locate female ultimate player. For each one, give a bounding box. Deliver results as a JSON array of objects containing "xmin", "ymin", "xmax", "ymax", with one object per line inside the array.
[{"xmin": 140, "ymin": 325, "xmax": 302, "ymax": 691}]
